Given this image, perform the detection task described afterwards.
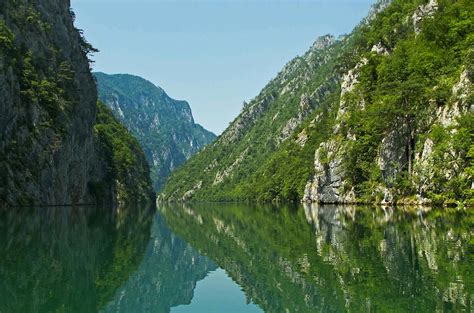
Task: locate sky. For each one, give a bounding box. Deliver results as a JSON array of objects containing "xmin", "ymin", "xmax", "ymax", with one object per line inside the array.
[{"xmin": 71, "ymin": 0, "xmax": 376, "ymax": 135}]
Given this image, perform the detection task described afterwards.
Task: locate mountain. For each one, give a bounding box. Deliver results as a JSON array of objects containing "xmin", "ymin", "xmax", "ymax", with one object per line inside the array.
[
  {"xmin": 161, "ymin": 0, "xmax": 473, "ymax": 206},
  {"xmin": 94, "ymin": 73, "xmax": 216, "ymax": 191},
  {"xmin": 0, "ymin": 0, "xmax": 153, "ymax": 206}
]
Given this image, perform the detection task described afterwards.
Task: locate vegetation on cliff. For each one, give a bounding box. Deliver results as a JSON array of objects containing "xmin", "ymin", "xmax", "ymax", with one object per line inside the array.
[
  {"xmin": 162, "ymin": 0, "xmax": 473, "ymax": 206},
  {"xmin": 0, "ymin": 1, "xmax": 153, "ymax": 206},
  {"xmin": 92, "ymin": 102, "xmax": 154, "ymax": 205}
]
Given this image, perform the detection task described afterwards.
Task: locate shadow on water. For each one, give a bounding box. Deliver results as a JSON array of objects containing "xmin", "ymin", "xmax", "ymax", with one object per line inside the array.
[{"xmin": 159, "ymin": 203, "xmax": 473, "ymax": 313}]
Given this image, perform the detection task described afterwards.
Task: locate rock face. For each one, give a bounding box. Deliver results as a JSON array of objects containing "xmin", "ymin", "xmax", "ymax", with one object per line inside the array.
[
  {"xmin": 303, "ymin": 140, "xmax": 353, "ymax": 204},
  {"xmin": 413, "ymin": 0, "xmax": 439, "ymax": 34},
  {"xmin": 0, "ymin": 0, "xmax": 99, "ymax": 206},
  {"xmin": 413, "ymin": 69, "xmax": 473, "ymax": 199},
  {"xmin": 0, "ymin": 0, "xmax": 152, "ymax": 206},
  {"xmin": 377, "ymin": 125, "xmax": 409, "ymax": 185},
  {"xmin": 94, "ymin": 73, "xmax": 216, "ymax": 191}
]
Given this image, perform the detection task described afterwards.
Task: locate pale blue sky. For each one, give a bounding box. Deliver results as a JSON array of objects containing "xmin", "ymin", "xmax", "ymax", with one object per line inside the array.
[{"xmin": 72, "ymin": 0, "xmax": 376, "ymax": 134}]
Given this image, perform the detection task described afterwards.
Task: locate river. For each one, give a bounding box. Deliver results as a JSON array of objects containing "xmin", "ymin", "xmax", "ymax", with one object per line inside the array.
[{"xmin": 0, "ymin": 203, "xmax": 472, "ymax": 312}]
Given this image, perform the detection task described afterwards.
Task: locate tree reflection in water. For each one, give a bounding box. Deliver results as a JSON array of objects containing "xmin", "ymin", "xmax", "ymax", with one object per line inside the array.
[{"xmin": 161, "ymin": 203, "xmax": 473, "ymax": 313}]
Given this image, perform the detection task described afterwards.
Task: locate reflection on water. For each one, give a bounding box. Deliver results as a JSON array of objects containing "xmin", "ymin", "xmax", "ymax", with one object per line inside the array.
[
  {"xmin": 160, "ymin": 203, "xmax": 473, "ymax": 313},
  {"xmin": 102, "ymin": 214, "xmax": 216, "ymax": 313},
  {"xmin": 0, "ymin": 203, "xmax": 472, "ymax": 312},
  {"xmin": 0, "ymin": 205, "xmax": 154, "ymax": 313},
  {"xmin": 171, "ymin": 268, "xmax": 262, "ymax": 313}
]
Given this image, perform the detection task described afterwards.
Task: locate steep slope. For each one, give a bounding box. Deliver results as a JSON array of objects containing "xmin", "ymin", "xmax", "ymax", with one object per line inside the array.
[
  {"xmin": 0, "ymin": 0, "xmax": 152, "ymax": 206},
  {"xmin": 93, "ymin": 102, "xmax": 153, "ymax": 205},
  {"xmin": 162, "ymin": 0, "xmax": 473, "ymax": 205},
  {"xmin": 94, "ymin": 73, "xmax": 216, "ymax": 191}
]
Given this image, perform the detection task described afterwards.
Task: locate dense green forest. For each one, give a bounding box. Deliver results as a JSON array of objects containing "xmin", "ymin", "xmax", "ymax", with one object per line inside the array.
[{"xmin": 161, "ymin": 0, "xmax": 473, "ymax": 206}]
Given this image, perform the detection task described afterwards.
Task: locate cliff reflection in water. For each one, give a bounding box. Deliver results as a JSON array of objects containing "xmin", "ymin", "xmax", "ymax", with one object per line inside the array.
[
  {"xmin": 160, "ymin": 203, "xmax": 473, "ymax": 313},
  {"xmin": 0, "ymin": 205, "xmax": 155, "ymax": 313},
  {"xmin": 101, "ymin": 214, "xmax": 216, "ymax": 313}
]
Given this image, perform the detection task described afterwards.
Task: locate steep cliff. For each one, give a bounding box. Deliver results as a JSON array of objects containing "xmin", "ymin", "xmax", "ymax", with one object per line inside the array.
[
  {"xmin": 162, "ymin": 0, "xmax": 473, "ymax": 206},
  {"xmin": 0, "ymin": 0, "xmax": 153, "ymax": 206},
  {"xmin": 94, "ymin": 73, "xmax": 216, "ymax": 191}
]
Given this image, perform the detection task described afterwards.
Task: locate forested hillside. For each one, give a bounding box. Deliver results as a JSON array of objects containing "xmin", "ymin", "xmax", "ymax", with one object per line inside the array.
[
  {"xmin": 162, "ymin": 0, "xmax": 473, "ymax": 206},
  {"xmin": 95, "ymin": 73, "xmax": 216, "ymax": 191}
]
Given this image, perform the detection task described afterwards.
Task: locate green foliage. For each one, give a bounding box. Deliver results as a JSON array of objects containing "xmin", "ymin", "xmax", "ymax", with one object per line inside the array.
[
  {"xmin": 77, "ymin": 28, "xmax": 98, "ymax": 64},
  {"xmin": 0, "ymin": 20, "xmax": 15, "ymax": 53},
  {"xmin": 426, "ymin": 114, "xmax": 474, "ymax": 204},
  {"xmin": 19, "ymin": 50, "xmax": 72, "ymax": 132},
  {"xmin": 162, "ymin": 0, "xmax": 473, "ymax": 205},
  {"xmin": 94, "ymin": 101, "xmax": 153, "ymax": 204},
  {"xmin": 341, "ymin": 0, "xmax": 474, "ymax": 202}
]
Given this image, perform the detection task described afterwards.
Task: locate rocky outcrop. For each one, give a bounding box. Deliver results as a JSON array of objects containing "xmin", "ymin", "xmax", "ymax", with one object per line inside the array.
[
  {"xmin": 413, "ymin": 69, "xmax": 473, "ymax": 197},
  {"xmin": 371, "ymin": 42, "xmax": 390, "ymax": 56},
  {"xmin": 413, "ymin": 0, "xmax": 439, "ymax": 35},
  {"xmin": 377, "ymin": 124, "xmax": 409, "ymax": 184},
  {"xmin": 220, "ymin": 95, "xmax": 273, "ymax": 145},
  {"xmin": 213, "ymin": 148, "xmax": 249, "ymax": 185},
  {"xmin": 363, "ymin": 0, "xmax": 394, "ymax": 24},
  {"xmin": 303, "ymin": 139, "xmax": 355, "ymax": 204},
  {"xmin": 280, "ymin": 75, "xmax": 339, "ymax": 143},
  {"xmin": 279, "ymin": 94, "xmax": 312, "ymax": 142},
  {"xmin": 303, "ymin": 59, "xmax": 367, "ymax": 204},
  {"xmin": 182, "ymin": 181, "xmax": 203, "ymax": 201}
]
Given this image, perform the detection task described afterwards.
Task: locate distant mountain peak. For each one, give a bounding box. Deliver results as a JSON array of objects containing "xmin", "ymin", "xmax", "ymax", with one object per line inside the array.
[{"xmin": 94, "ymin": 72, "xmax": 216, "ymax": 191}]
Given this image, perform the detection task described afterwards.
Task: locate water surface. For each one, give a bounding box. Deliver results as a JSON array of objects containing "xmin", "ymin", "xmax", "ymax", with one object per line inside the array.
[{"xmin": 0, "ymin": 203, "xmax": 472, "ymax": 312}]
